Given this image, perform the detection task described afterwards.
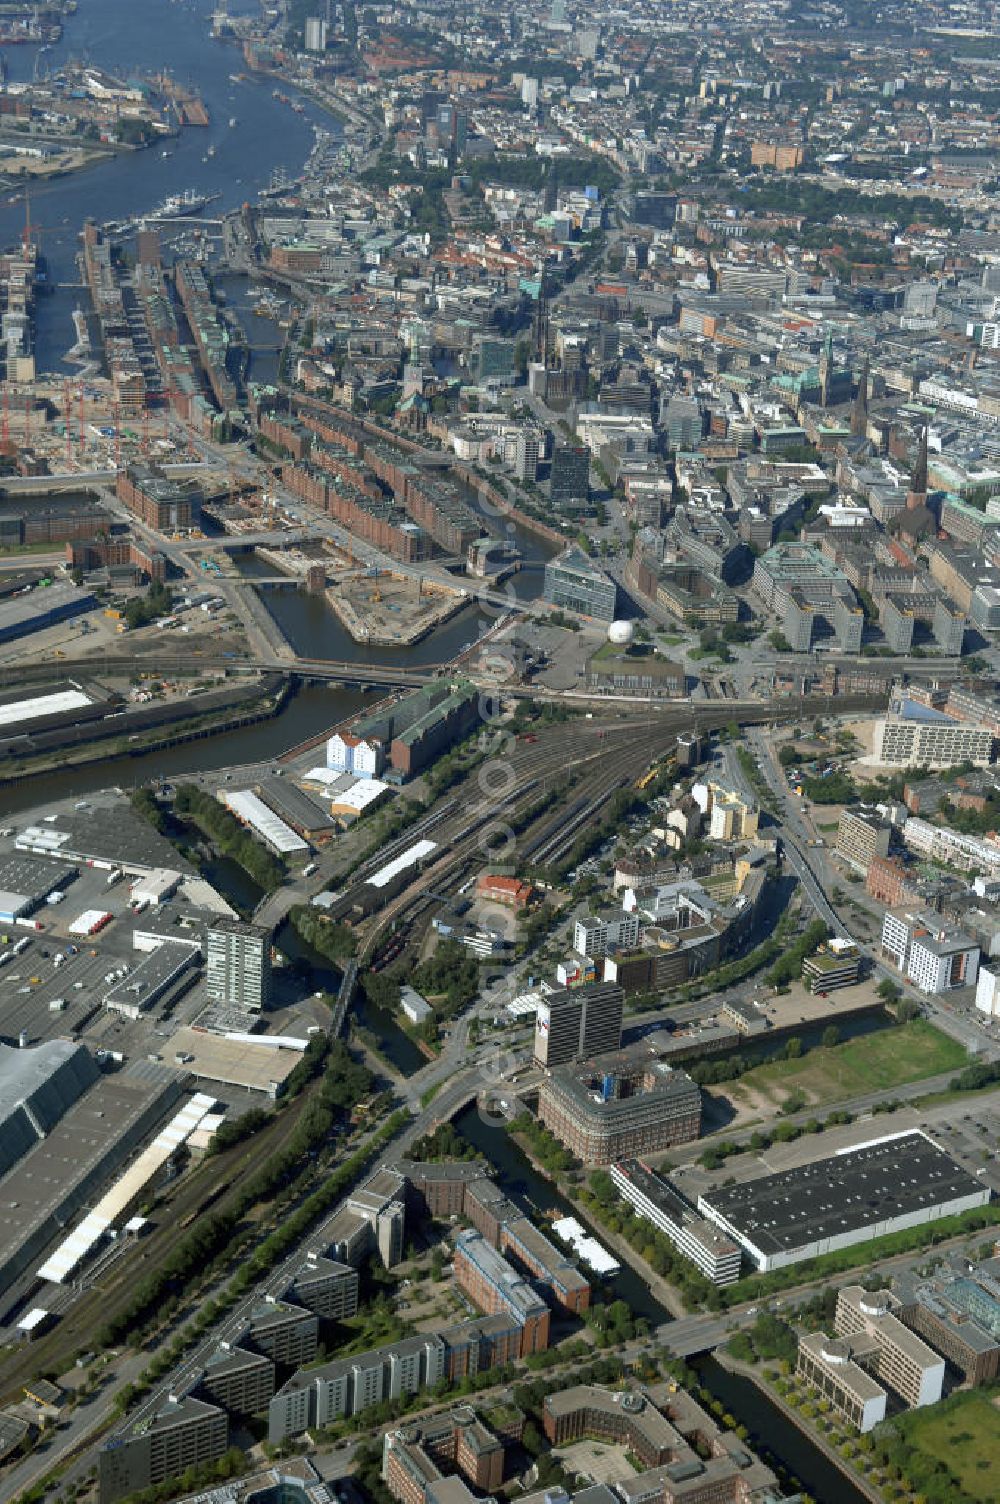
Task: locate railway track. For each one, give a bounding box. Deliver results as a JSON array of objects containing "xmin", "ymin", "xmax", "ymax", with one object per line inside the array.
[
  {"xmin": 0, "ymin": 1083, "xmax": 319, "ymax": 1404},
  {"xmin": 352, "ymin": 721, "xmax": 685, "ymax": 962},
  {"xmin": 525, "ymin": 773, "xmax": 630, "ymax": 866}
]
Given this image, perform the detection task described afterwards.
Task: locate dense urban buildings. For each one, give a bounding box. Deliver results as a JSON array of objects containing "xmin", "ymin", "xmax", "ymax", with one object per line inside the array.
[{"xmin": 14, "ymin": 0, "xmax": 1000, "ymax": 1501}]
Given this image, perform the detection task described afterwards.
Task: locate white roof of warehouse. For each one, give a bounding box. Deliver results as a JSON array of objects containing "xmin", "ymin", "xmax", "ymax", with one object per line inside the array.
[
  {"xmin": 329, "ymin": 778, "xmax": 389, "ymax": 811},
  {"xmin": 35, "ymin": 1092, "xmax": 216, "ymax": 1284},
  {"xmin": 368, "ymin": 839, "xmax": 437, "ymax": 889},
  {"xmin": 302, "ymin": 766, "xmax": 354, "ymax": 789},
  {"xmin": 221, "ymin": 790, "xmax": 309, "ymax": 854},
  {"xmin": 17, "ymin": 1307, "xmax": 48, "ymax": 1332},
  {"xmin": 68, "ymin": 908, "xmax": 111, "ymax": 935},
  {"xmin": 0, "ymin": 689, "xmax": 92, "ymax": 729},
  {"xmin": 17, "ymin": 826, "xmax": 72, "ymax": 855}
]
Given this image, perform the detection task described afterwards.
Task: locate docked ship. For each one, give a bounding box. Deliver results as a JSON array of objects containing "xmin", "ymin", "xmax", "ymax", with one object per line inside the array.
[{"xmin": 146, "ymin": 188, "xmax": 220, "ymax": 220}]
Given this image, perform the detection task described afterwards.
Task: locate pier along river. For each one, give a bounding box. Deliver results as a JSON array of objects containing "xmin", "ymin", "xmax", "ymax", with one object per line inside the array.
[
  {"xmin": 0, "ymin": 0, "xmax": 563, "ymax": 775},
  {"xmin": 0, "ymin": 0, "xmax": 329, "ymax": 373}
]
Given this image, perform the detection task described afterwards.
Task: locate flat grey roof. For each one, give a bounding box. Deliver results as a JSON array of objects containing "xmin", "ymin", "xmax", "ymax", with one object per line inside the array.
[
  {"xmin": 19, "ymin": 801, "xmax": 194, "ymax": 875},
  {"xmin": 701, "ymin": 1132, "xmax": 984, "ymax": 1257},
  {"xmin": 0, "ymin": 1062, "xmax": 184, "ymax": 1293},
  {"xmin": 257, "ymin": 778, "xmax": 336, "ymax": 833},
  {"xmin": 0, "ymin": 854, "xmax": 77, "ymax": 908}
]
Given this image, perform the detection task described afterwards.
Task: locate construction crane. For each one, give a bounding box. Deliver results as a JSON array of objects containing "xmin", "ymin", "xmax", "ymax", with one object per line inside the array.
[
  {"xmin": 63, "ymin": 377, "xmax": 73, "ymax": 467},
  {"xmin": 20, "ymin": 189, "xmax": 54, "ymax": 254}
]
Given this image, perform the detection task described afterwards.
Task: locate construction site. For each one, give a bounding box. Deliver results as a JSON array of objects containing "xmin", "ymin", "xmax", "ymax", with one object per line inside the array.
[{"xmin": 325, "ymin": 567, "xmax": 467, "ymax": 646}]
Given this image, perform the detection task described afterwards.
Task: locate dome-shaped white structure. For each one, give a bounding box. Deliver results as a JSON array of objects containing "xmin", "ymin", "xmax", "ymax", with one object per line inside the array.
[{"xmin": 608, "ymin": 620, "xmax": 634, "ymax": 646}]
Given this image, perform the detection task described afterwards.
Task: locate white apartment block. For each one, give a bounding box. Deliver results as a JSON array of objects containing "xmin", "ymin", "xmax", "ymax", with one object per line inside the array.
[
  {"xmin": 872, "ymin": 717, "xmax": 994, "ymax": 769},
  {"xmin": 796, "ymin": 1333, "xmax": 887, "ymax": 1433},
  {"xmin": 902, "ymin": 817, "xmax": 1000, "ymax": 876},
  {"xmin": 611, "ymin": 1162, "xmax": 742, "ymax": 1285},
  {"xmin": 573, "ymin": 911, "xmax": 641, "ymax": 958},
  {"xmin": 975, "ymin": 965, "xmax": 1000, "ymax": 1016},
  {"xmin": 835, "ymin": 1287, "xmax": 944, "ymax": 1409},
  {"xmin": 326, "ymin": 732, "xmax": 384, "ymax": 779},
  {"xmin": 691, "ymin": 780, "xmax": 759, "ymax": 840},
  {"xmin": 881, "ymin": 910, "xmax": 979, "ymax": 995}
]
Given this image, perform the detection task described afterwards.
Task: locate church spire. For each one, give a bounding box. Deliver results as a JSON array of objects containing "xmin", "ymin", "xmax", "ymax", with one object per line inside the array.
[
  {"xmin": 851, "ymin": 355, "xmax": 869, "ymax": 438},
  {"xmin": 818, "ymin": 329, "xmax": 833, "ymax": 408},
  {"xmin": 911, "ymin": 424, "xmax": 928, "ymax": 496}
]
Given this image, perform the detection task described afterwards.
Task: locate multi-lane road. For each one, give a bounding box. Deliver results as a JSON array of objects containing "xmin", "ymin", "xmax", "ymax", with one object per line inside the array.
[{"xmin": 746, "ymin": 726, "xmax": 997, "ymax": 1058}]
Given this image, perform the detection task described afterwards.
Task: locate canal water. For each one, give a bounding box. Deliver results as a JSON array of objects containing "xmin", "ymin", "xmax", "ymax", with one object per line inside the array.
[
  {"xmin": 277, "ymin": 915, "xmax": 425, "ymax": 1076},
  {"xmin": 256, "ymin": 586, "xmax": 488, "ymax": 666},
  {"xmin": 242, "ymin": 474, "xmax": 561, "ymax": 661},
  {"xmin": 454, "ymin": 1102, "xmax": 671, "ymax": 1327},
  {"xmin": 0, "ymin": 0, "xmax": 332, "ymax": 372},
  {"xmin": 692, "ymin": 1355, "xmax": 870, "ymax": 1504},
  {"xmin": 0, "ymin": 681, "xmax": 368, "ymax": 816}
]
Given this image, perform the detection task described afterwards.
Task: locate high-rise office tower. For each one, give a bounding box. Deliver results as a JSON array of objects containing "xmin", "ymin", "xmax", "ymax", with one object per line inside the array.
[
  {"xmin": 206, "ymin": 917, "xmax": 273, "ymax": 1011},
  {"xmin": 534, "ymin": 982, "xmax": 624, "ymax": 1068}
]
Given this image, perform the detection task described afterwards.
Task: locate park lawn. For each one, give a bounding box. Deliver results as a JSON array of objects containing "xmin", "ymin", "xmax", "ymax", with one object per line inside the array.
[
  {"xmin": 900, "ymin": 1391, "xmax": 1000, "ymax": 1503},
  {"xmin": 727, "ymin": 1020, "xmax": 967, "ymax": 1110}
]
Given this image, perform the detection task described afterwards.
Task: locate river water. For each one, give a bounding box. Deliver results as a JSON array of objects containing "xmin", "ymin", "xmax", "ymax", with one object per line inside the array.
[
  {"xmin": 0, "ymin": 681, "xmax": 369, "ymax": 814},
  {"xmin": 163, "ymin": 824, "xmax": 427, "ymax": 1072},
  {"xmin": 1, "ymin": 0, "xmax": 328, "ymax": 372}
]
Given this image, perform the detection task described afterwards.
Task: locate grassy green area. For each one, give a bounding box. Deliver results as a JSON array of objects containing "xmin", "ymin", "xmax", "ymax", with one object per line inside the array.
[
  {"xmin": 897, "ymin": 1391, "xmax": 1000, "ymax": 1503},
  {"xmin": 726, "ymin": 1020, "xmax": 967, "ymax": 1110},
  {"xmin": 915, "ymin": 1078, "xmax": 1000, "ymax": 1110},
  {"xmin": 0, "ymin": 540, "xmax": 64, "ymax": 557}
]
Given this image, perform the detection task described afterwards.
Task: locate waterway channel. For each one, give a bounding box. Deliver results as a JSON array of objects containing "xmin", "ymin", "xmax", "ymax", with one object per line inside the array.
[
  {"xmin": 187, "ymin": 840, "xmax": 426, "ymax": 1074},
  {"xmin": 240, "ymin": 479, "xmax": 560, "ymax": 662},
  {"xmin": 692, "ymin": 1355, "xmax": 870, "ymax": 1504},
  {"xmin": 453, "ymin": 1101, "xmax": 868, "ymax": 1504},
  {"xmin": 0, "ymin": 681, "xmax": 367, "ymax": 816},
  {"xmin": 453, "ymin": 1102, "xmax": 671, "ymax": 1327}
]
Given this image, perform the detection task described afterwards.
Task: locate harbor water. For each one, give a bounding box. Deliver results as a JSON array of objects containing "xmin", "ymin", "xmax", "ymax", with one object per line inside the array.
[{"xmin": 0, "ymin": 0, "xmax": 332, "ymax": 373}]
